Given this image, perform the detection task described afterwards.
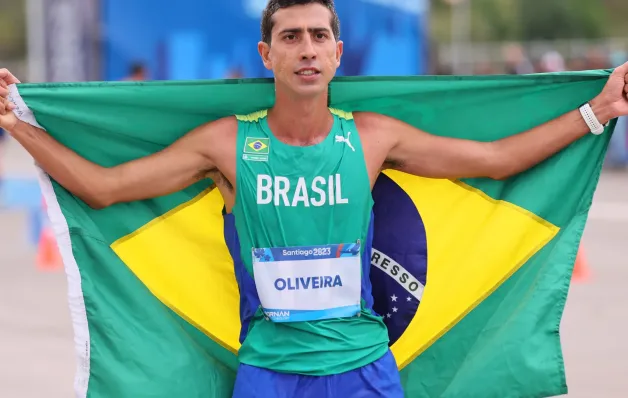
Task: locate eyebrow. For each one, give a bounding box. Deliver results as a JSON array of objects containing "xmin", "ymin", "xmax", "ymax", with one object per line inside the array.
[{"xmin": 279, "ymin": 27, "xmax": 331, "ymax": 35}]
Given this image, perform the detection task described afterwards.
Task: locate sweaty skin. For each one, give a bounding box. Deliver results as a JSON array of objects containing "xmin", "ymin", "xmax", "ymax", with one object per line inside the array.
[{"xmin": 0, "ymin": 2, "xmax": 627, "ymax": 215}]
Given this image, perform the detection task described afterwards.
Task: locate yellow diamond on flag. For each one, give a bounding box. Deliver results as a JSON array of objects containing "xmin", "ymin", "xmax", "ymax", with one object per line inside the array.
[{"xmin": 110, "ymin": 170, "xmax": 559, "ymax": 365}]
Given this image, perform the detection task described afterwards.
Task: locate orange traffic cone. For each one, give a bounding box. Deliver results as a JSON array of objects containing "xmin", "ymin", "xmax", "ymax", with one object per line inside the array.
[
  {"xmin": 572, "ymin": 245, "xmax": 591, "ymax": 283},
  {"xmin": 36, "ymin": 226, "xmax": 63, "ymax": 272},
  {"xmin": 36, "ymin": 196, "xmax": 63, "ymax": 272}
]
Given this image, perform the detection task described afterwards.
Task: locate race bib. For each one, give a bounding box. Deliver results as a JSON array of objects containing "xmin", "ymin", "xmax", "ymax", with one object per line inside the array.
[{"xmin": 252, "ymin": 242, "xmax": 362, "ymax": 322}]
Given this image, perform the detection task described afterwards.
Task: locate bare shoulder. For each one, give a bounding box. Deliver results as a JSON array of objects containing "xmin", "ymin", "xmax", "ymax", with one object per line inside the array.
[
  {"xmin": 200, "ymin": 116, "xmax": 239, "ymax": 184},
  {"xmin": 354, "ymin": 111, "xmax": 417, "ymax": 131},
  {"xmin": 212, "ymin": 115, "xmax": 238, "ymax": 130},
  {"xmin": 200, "ymin": 115, "xmax": 238, "ymax": 140},
  {"xmin": 187, "ymin": 115, "xmax": 238, "ymax": 156},
  {"xmin": 353, "ymin": 111, "xmax": 434, "ymax": 175},
  {"xmin": 353, "ymin": 111, "xmax": 401, "ymax": 148},
  {"xmin": 353, "ymin": 111, "xmax": 408, "ymax": 137},
  {"xmin": 353, "ymin": 111, "xmax": 391, "ymax": 131},
  {"xmin": 352, "ymin": 112, "xmax": 400, "ymax": 183}
]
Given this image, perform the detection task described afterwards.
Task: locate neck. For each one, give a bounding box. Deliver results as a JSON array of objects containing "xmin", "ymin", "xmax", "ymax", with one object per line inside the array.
[{"xmin": 268, "ymin": 87, "xmax": 333, "ymax": 146}]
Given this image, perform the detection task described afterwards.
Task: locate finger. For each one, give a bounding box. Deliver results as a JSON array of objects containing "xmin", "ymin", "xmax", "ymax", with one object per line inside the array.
[
  {"xmin": 0, "ymin": 79, "xmax": 7, "ymax": 89},
  {"xmin": 0, "ymin": 87, "xmax": 7, "ymax": 98},
  {"xmin": 613, "ymin": 62, "xmax": 628, "ymax": 78},
  {"xmin": 1, "ymin": 96, "xmax": 12, "ymax": 107},
  {"xmin": 0, "ymin": 68, "xmax": 21, "ymax": 84},
  {"xmin": 0, "ymin": 100, "xmax": 14, "ymax": 113}
]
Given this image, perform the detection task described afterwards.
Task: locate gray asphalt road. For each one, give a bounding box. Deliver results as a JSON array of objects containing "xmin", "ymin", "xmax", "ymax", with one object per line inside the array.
[
  {"xmin": 561, "ymin": 169, "xmax": 628, "ymax": 398},
  {"xmin": 0, "ymin": 139, "xmax": 626, "ymax": 397}
]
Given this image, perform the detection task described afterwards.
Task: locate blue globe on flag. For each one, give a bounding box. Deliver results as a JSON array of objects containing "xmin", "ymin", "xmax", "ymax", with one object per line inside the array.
[{"xmin": 371, "ymin": 173, "xmax": 428, "ymax": 345}]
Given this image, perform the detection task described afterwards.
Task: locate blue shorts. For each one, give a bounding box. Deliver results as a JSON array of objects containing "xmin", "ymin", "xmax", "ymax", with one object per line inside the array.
[{"xmin": 232, "ymin": 350, "xmax": 404, "ymax": 398}]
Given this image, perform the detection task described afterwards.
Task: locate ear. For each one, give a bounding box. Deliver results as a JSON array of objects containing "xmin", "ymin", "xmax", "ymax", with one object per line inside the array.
[
  {"xmin": 258, "ymin": 41, "xmax": 273, "ymax": 70},
  {"xmin": 335, "ymin": 40, "xmax": 344, "ymax": 68}
]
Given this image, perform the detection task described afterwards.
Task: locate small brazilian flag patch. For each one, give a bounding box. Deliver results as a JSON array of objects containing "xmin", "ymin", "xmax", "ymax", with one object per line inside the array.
[{"xmin": 243, "ymin": 137, "xmax": 270, "ymax": 162}]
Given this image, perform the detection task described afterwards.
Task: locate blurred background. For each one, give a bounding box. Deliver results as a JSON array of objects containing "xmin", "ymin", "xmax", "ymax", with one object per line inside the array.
[{"xmin": 0, "ymin": 0, "xmax": 626, "ymax": 397}]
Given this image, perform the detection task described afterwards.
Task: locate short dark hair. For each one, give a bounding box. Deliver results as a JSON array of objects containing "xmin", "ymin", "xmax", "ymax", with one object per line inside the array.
[{"xmin": 261, "ymin": 0, "xmax": 340, "ymax": 45}]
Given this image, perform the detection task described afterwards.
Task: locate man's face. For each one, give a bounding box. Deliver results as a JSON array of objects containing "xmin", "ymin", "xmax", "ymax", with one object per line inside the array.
[{"xmin": 258, "ymin": 3, "xmax": 343, "ymax": 98}]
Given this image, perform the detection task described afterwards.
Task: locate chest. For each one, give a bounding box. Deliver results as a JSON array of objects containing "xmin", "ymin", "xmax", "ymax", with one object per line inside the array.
[
  {"xmin": 231, "ymin": 115, "xmax": 375, "ymax": 249},
  {"xmin": 254, "ymin": 173, "xmax": 351, "ymax": 208},
  {"xmin": 239, "ymin": 143, "xmax": 367, "ymax": 210}
]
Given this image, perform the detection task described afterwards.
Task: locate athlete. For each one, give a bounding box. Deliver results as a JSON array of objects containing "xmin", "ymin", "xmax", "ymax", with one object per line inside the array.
[{"xmin": 1, "ymin": 1, "xmax": 628, "ymax": 397}]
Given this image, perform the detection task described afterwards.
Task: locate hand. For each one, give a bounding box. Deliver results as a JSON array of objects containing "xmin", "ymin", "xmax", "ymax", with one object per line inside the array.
[
  {"xmin": 0, "ymin": 68, "xmax": 21, "ymax": 131},
  {"xmin": 592, "ymin": 62, "xmax": 628, "ymax": 123}
]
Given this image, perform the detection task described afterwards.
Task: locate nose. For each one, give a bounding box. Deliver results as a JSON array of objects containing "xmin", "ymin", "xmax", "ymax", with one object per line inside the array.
[{"xmin": 300, "ymin": 36, "xmax": 317, "ymax": 60}]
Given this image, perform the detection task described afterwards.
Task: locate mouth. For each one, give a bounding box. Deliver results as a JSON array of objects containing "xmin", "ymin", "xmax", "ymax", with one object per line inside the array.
[{"xmin": 295, "ymin": 68, "xmax": 321, "ymax": 77}]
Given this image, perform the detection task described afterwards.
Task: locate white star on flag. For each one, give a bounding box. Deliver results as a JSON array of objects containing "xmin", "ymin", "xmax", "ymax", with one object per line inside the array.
[
  {"xmin": 407, "ymin": 296, "xmax": 412, "ymax": 302},
  {"xmin": 393, "ymin": 307, "xmax": 398, "ymax": 313},
  {"xmin": 387, "ymin": 313, "xmax": 391, "ymax": 318},
  {"xmin": 391, "ymin": 294, "xmax": 398, "ymax": 302}
]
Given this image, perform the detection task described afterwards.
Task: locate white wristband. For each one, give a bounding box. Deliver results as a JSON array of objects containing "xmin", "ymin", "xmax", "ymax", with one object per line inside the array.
[{"xmin": 578, "ymin": 102, "xmax": 606, "ymax": 135}]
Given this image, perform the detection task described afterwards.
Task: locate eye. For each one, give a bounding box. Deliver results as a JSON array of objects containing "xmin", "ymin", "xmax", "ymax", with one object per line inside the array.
[
  {"xmin": 316, "ymin": 33, "xmax": 327, "ymax": 40},
  {"xmin": 284, "ymin": 34, "xmax": 296, "ymax": 41}
]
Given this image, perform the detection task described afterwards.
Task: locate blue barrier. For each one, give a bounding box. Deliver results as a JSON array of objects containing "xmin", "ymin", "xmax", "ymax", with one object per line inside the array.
[{"xmin": 102, "ymin": 0, "xmax": 429, "ymax": 81}]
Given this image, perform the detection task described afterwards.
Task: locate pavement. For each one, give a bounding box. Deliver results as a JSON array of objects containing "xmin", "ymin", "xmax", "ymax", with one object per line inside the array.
[{"xmin": 0, "ymin": 138, "xmax": 626, "ymax": 397}]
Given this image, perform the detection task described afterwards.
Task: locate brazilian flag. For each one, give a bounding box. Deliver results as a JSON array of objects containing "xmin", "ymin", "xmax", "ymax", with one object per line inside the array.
[{"xmin": 8, "ymin": 70, "xmax": 615, "ymax": 398}]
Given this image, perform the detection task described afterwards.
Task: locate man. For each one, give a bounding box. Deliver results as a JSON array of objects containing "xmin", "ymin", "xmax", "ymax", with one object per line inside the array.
[
  {"xmin": 122, "ymin": 62, "xmax": 148, "ymax": 81},
  {"xmin": 1, "ymin": 1, "xmax": 628, "ymax": 396}
]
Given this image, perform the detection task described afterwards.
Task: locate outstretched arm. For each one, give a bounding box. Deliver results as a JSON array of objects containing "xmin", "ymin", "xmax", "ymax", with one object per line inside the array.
[
  {"xmin": 7, "ymin": 119, "xmax": 230, "ymax": 208},
  {"xmin": 365, "ymin": 63, "xmax": 628, "ymax": 180},
  {"xmin": 0, "ymin": 68, "xmax": 234, "ymax": 209}
]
